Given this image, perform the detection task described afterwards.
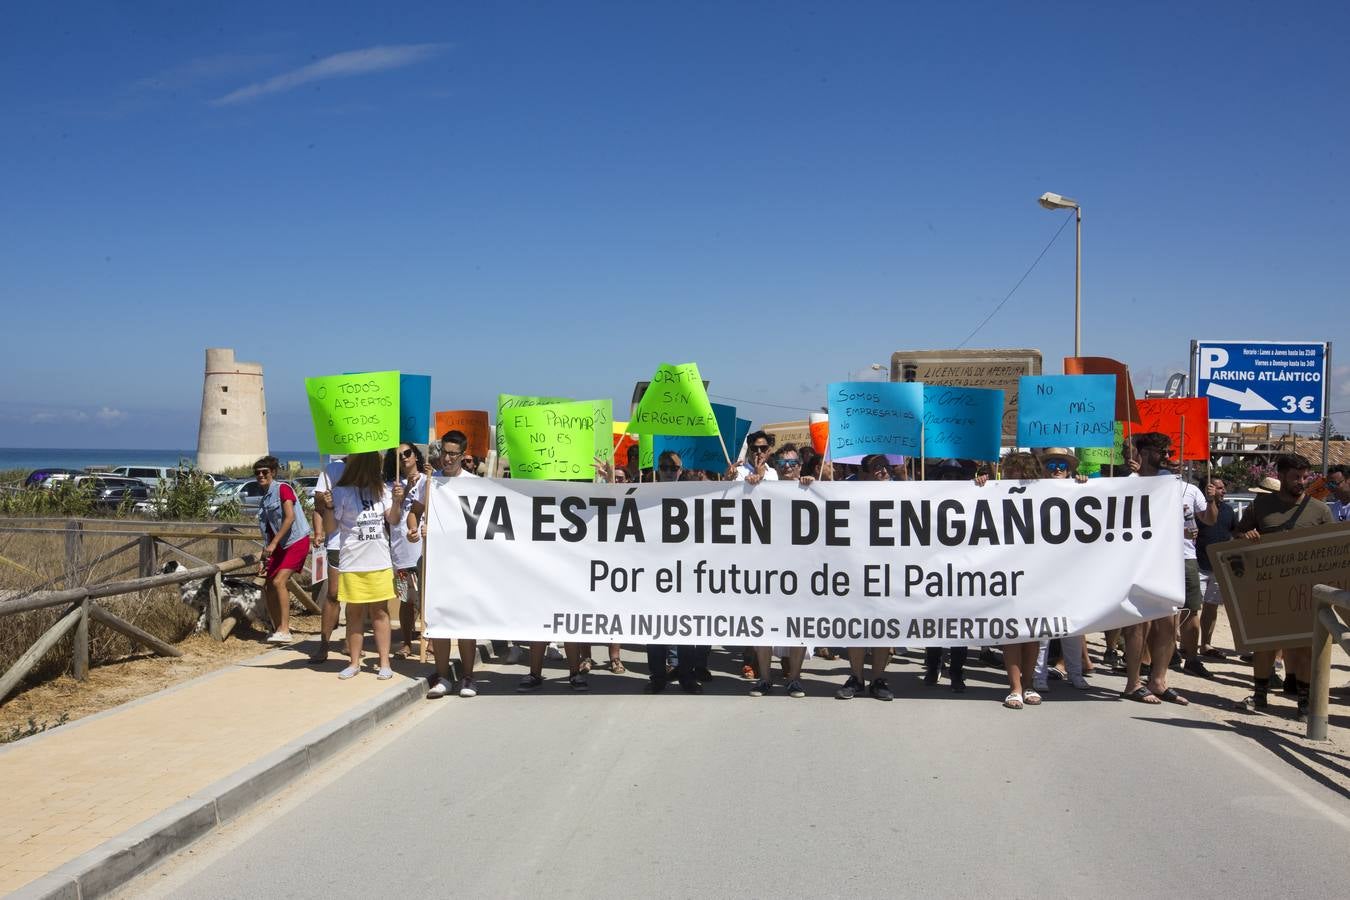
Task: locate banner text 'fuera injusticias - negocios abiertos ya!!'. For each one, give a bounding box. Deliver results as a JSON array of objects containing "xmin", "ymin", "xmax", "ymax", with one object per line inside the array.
[{"xmin": 424, "ymin": 477, "xmax": 1184, "ymax": 647}]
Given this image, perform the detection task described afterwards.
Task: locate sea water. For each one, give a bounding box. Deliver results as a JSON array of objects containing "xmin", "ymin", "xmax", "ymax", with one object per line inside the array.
[{"xmin": 0, "ymin": 448, "xmax": 323, "ymax": 474}]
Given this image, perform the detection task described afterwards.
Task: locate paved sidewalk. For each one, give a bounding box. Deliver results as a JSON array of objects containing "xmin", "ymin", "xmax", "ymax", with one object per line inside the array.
[{"xmin": 0, "ymin": 644, "xmax": 425, "ymax": 898}]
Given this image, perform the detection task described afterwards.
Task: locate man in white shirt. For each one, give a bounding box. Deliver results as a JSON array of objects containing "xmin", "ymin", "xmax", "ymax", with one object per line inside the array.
[
  {"xmin": 426, "ymin": 431, "xmax": 485, "ymax": 699},
  {"xmin": 728, "ymin": 430, "xmax": 778, "ymax": 483}
]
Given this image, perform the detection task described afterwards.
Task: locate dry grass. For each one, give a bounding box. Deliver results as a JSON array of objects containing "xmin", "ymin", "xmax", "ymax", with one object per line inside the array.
[{"xmin": 0, "ymin": 520, "xmax": 314, "ymax": 734}]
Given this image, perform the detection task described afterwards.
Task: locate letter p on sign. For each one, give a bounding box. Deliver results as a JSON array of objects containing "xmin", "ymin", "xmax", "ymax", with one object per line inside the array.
[{"xmin": 1200, "ymin": 347, "xmax": 1228, "ymax": 380}]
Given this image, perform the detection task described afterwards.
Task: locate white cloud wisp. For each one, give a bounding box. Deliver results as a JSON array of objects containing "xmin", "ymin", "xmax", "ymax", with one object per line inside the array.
[{"xmin": 212, "ymin": 43, "xmax": 447, "ymax": 106}]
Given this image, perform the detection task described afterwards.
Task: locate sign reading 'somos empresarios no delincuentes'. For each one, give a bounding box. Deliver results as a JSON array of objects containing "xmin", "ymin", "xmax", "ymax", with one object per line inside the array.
[{"xmin": 1194, "ymin": 340, "xmax": 1327, "ymax": 423}]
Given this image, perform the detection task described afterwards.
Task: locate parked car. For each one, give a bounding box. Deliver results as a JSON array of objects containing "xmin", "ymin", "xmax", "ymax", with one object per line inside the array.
[
  {"xmin": 208, "ymin": 478, "xmax": 297, "ymax": 515},
  {"xmin": 24, "ymin": 467, "xmax": 84, "ymax": 487},
  {"xmin": 72, "ymin": 475, "xmax": 151, "ymax": 510},
  {"xmin": 105, "ymin": 465, "xmax": 178, "ymax": 488},
  {"xmin": 295, "ymin": 475, "xmax": 319, "ymax": 500}
]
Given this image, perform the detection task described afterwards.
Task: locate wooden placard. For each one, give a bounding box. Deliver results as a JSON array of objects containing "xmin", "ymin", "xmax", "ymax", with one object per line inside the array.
[
  {"xmin": 1210, "ymin": 522, "xmax": 1350, "ymax": 651},
  {"xmin": 890, "ymin": 348, "xmax": 1041, "ymax": 443}
]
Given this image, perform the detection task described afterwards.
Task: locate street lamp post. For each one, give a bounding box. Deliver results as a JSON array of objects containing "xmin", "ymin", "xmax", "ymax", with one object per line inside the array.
[{"xmin": 1039, "ymin": 192, "xmax": 1082, "ymax": 357}]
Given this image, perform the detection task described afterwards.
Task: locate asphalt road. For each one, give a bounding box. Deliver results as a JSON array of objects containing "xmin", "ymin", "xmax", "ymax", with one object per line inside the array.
[{"xmin": 120, "ymin": 650, "xmax": 1350, "ymax": 899}]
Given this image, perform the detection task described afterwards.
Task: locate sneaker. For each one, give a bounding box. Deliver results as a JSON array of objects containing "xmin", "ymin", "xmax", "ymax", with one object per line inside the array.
[
  {"xmin": 267, "ymin": 631, "xmax": 292, "ymax": 644},
  {"xmin": 835, "ymin": 675, "xmax": 863, "ymax": 700},
  {"xmin": 338, "ymin": 665, "xmax": 359, "ymax": 680},
  {"xmin": 517, "ymin": 673, "xmax": 544, "ymax": 692},
  {"xmin": 458, "ymin": 678, "xmax": 477, "ymax": 698},
  {"xmin": 1237, "ymin": 694, "xmax": 1268, "ymax": 713},
  {"xmin": 1102, "ymin": 648, "xmax": 1119, "ymax": 669},
  {"xmin": 504, "ymin": 646, "xmax": 524, "ymax": 666},
  {"xmin": 569, "ymin": 673, "xmax": 590, "ymax": 691},
  {"xmin": 786, "ymin": 679, "xmax": 806, "ymax": 698},
  {"xmin": 1183, "ymin": 658, "xmax": 1215, "ymax": 680},
  {"xmin": 427, "ymin": 677, "xmax": 452, "ymax": 698},
  {"xmin": 749, "ymin": 679, "xmax": 771, "ymax": 697},
  {"xmin": 1069, "ymin": 674, "xmax": 1090, "ymax": 690},
  {"xmin": 1169, "ymin": 649, "xmax": 1183, "ymax": 671},
  {"xmin": 377, "ymin": 667, "xmax": 394, "ymax": 680},
  {"xmin": 869, "ymin": 678, "xmax": 894, "ymax": 701},
  {"xmin": 978, "ymin": 647, "xmax": 1002, "ymax": 668}
]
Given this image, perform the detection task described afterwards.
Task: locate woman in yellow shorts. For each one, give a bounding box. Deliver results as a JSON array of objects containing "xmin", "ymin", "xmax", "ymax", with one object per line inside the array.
[{"xmin": 315, "ymin": 450, "xmax": 405, "ymax": 680}]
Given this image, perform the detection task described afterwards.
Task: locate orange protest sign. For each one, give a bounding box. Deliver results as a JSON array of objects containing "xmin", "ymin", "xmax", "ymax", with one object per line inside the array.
[
  {"xmin": 1064, "ymin": 356, "xmax": 1141, "ymax": 424},
  {"xmin": 434, "ymin": 410, "xmax": 490, "ymax": 459},
  {"xmin": 809, "ymin": 413, "xmax": 829, "ymax": 455},
  {"xmin": 1136, "ymin": 398, "xmax": 1210, "ymax": 461}
]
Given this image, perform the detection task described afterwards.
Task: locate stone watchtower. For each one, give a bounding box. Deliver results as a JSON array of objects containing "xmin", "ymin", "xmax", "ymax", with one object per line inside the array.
[{"xmin": 196, "ymin": 348, "xmax": 268, "ymax": 472}]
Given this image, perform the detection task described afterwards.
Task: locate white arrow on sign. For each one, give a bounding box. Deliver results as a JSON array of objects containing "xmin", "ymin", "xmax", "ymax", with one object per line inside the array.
[{"xmin": 1205, "ymin": 382, "xmax": 1278, "ymax": 411}]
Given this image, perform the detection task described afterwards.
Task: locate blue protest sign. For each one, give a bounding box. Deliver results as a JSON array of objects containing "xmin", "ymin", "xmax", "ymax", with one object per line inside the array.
[
  {"xmin": 399, "ymin": 374, "xmax": 432, "ymax": 444},
  {"xmin": 734, "ymin": 418, "xmax": 752, "ymax": 460},
  {"xmin": 1016, "ymin": 375, "xmax": 1115, "ymax": 446},
  {"xmin": 922, "ymin": 385, "xmax": 1004, "ymax": 460},
  {"xmin": 655, "ymin": 403, "xmax": 738, "ymax": 472},
  {"xmin": 1195, "ymin": 340, "xmax": 1327, "ymax": 423},
  {"xmin": 827, "ymin": 382, "xmax": 923, "ymax": 462}
]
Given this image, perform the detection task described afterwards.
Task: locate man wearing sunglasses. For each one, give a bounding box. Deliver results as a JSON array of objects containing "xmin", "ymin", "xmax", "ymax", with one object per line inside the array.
[
  {"xmin": 729, "ymin": 431, "xmax": 778, "ymax": 484},
  {"xmin": 1121, "ymin": 432, "xmax": 1220, "ymax": 706},
  {"xmin": 644, "ymin": 451, "xmax": 709, "ymax": 693}
]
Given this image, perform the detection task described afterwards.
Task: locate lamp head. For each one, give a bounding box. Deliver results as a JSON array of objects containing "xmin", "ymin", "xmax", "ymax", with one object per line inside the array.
[{"xmin": 1039, "ymin": 191, "xmax": 1079, "ymax": 210}]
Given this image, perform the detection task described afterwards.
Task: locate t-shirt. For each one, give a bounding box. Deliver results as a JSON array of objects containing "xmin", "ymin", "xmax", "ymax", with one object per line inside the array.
[
  {"xmin": 1331, "ymin": 499, "xmax": 1350, "ymax": 523},
  {"xmin": 314, "ymin": 459, "xmax": 346, "ymax": 551},
  {"xmin": 1195, "ymin": 501, "xmax": 1237, "ymax": 572},
  {"xmin": 733, "ymin": 462, "xmax": 778, "ymax": 481},
  {"xmin": 1180, "ymin": 481, "xmax": 1208, "ymax": 561},
  {"xmin": 331, "ymin": 486, "xmax": 393, "ymax": 573},
  {"xmin": 1236, "ymin": 492, "xmax": 1336, "ymax": 535},
  {"xmin": 388, "ymin": 474, "xmax": 427, "ymax": 570}
]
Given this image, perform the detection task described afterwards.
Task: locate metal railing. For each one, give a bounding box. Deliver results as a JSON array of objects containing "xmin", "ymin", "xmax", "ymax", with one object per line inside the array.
[{"xmin": 1308, "ymin": 584, "xmax": 1350, "ymax": 741}]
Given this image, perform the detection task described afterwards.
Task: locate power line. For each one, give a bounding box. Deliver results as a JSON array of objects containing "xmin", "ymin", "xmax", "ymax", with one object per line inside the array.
[{"xmin": 955, "ymin": 213, "xmax": 1074, "ymax": 349}]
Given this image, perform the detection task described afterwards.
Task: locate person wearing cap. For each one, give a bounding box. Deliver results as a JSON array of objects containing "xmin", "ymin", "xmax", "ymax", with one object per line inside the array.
[
  {"xmin": 1235, "ymin": 454, "xmax": 1336, "ymax": 719},
  {"xmin": 1120, "ymin": 432, "xmax": 1220, "ymax": 707}
]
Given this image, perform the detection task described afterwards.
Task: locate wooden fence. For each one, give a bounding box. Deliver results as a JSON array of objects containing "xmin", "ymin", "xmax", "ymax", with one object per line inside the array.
[{"xmin": 0, "ymin": 518, "xmax": 321, "ymax": 704}]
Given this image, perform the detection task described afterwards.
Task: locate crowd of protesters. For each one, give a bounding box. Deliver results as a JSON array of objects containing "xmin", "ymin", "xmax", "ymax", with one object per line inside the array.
[{"xmin": 277, "ymin": 429, "xmax": 1349, "ymax": 720}]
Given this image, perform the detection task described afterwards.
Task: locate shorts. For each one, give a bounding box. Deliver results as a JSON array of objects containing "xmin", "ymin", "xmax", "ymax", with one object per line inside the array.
[
  {"xmin": 1182, "ymin": 559, "xmax": 1202, "ymax": 614},
  {"xmin": 265, "ymin": 539, "xmax": 309, "ymax": 578},
  {"xmin": 338, "ymin": 569, "xmax": 395, "ymax": 604},
  {"xmin": 396, "ymin": 568, "xmax": 421, "ymax": 606},
  {"xmin": 326, "ymin": 548, "xmax": 340, "ymax": 572},
  {"xmin": 1199, "ymin": 569, "xmax": 1224, "ymax": 606}
]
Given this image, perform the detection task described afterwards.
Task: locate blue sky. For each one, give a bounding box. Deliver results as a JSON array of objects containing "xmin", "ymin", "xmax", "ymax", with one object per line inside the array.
[{"xmin": 2, "ymin": 1, "xmax": 1347, "ymax": 449}]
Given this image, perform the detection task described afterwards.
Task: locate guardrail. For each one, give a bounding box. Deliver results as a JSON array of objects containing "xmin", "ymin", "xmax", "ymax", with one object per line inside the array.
[
  {"xmin": 0, "ymin": 518, "xmax": 322, "ymax": 704},
  {"xmin": 1308, "ymin": 584, "xmax": 1350, "ymax": 741}
]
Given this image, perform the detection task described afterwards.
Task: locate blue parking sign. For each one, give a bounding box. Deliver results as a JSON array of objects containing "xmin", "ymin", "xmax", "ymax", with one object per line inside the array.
[{"xmin": 1194, "ymin": 341, "xmax": 1327, "ymax": 423}]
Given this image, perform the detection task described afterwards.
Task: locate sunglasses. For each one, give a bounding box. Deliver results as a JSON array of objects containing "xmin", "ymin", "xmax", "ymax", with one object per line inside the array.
[
  {"xmin": 442, "ymin": 450, "xmax": 464, "ymax": 459},
  {"xmin": 1045, "ymin": 460, "xmax": 1070, "ymax": 472},
  {"xmin": 777, "ymin": 458, "xmax": 800, "ymax": 468},
  {"xmin": 253, "ymin": 469, "xmax": 271, "ymax": 477},
  {"xmin": 751, "ymin": 444, "xmax": 771, "ymax": 453},
  {"xmin": 400, "ymin": 449, "xmax": 415, "ymax": 459}
]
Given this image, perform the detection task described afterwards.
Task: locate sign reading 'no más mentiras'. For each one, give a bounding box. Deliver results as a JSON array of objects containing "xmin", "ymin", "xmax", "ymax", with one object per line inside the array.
[{"xmin": 424, "ymin": 477, "xmax": 1183, "ymax": 647}]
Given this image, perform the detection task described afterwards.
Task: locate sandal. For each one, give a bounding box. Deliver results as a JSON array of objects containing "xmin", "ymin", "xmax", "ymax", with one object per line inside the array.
[
  {"xmin": 610, "ymin": 659, "xmax": 626, "ymax": 675},
  {"xmin": 1152, "ymin": 687, "xmax": 1189, "ymax": 705},
  {"xmin": 1023, "ymin": 690, "xmax": 1043, "ymax": 706},
  {"xmin": 1121, "ymin": 685, "xmax": 1161, "ymax": 704},
  {"xmin": 579, "ymin": 658, "xmax": 594, "ymax": 674},
  {"xmin": 1003, "ymin": 693, "xmax": 1024, "ymax": 709}
]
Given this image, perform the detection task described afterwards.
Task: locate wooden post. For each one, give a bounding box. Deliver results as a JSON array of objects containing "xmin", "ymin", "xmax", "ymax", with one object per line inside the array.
[
  {"xmin": 72, "ymin": 599, "xmax": 90, "ymax": 681},
  {"xmin": 64, "ymin": 520, "xmax": 83, "ymax": 589},
  {"xmin": 0, "ymin": 603, "xmax": 83, "ymax": 703},
  {"xmin": 215, "ymin": 525, "xmax": 233, "ymax": 567},
  {"xmin": 208, "ymin": 572, "xmax": 224, "ymax": 641},
  {"xmin": 138, "ymin": 535, "xmax": 158, "ymax": 577}
]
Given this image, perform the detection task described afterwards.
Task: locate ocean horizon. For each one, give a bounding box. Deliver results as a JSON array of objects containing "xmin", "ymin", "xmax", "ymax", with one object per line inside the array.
[{"xmin": 0, "ymin": 447, "xmax": 324, "ymax": 473}]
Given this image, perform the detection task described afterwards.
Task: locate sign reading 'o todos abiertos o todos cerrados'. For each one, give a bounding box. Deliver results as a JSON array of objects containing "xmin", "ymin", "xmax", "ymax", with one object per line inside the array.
[{"xmin": 424, "ymin": 477, "xmax": 1184, "ymax": 647}]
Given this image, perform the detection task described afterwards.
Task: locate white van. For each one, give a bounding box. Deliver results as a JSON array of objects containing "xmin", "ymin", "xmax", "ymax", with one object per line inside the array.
[{"xmin": 106, "ymin": 465, "xmax": 176, "ymax": 488}]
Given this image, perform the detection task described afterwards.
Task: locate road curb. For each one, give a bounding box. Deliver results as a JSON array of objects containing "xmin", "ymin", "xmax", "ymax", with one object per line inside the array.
[{"xmin": 11, "ymin": 673, "xmax": 426, "ymax": 900}]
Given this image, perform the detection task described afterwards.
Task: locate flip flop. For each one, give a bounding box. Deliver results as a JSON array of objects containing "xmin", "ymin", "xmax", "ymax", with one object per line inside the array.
[
  {"xmin": 1121, "ymin": 685, "xmax": 1161, "ymax": 704},
  {"xmin": 1152, "ymin": 687, "xmax": 1189, "ymax": 705},
  {"xmin": 1023, "ymin": 690, "xmax": 1043, "ymax": 706},
  {"xmin": 1003, "ymin": 693, "xmax": 1024, "ymax": 709}
]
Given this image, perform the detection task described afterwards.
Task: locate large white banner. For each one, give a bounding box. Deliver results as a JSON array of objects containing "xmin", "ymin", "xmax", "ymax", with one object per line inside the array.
[{"xmin": 424, "ymin": 477, "xmax": 1184, "ymax": 647}]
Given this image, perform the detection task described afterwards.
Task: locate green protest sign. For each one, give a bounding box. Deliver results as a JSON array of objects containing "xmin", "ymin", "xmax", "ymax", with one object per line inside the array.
[
  {"xmin": 639, "ymin": 432, "xmax": 654, "ymax": 470},
  {"xmin": 502, "ymin": 399, "xmax": 613, "ymax": 480},
  {"xmin": 627, "ymin": 363, "xmax": 719, "ymax": 436},
  {"xmin": 306, "ymin": 370, "xmax": 401, "ymax": 455},
  {"xmin": 1079, "ymin": 421, "xmax": 1124, "ymax": 465},
  {"xmin": 497, "ymin": 394, "xmax": 571, "ymax": 457}
]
